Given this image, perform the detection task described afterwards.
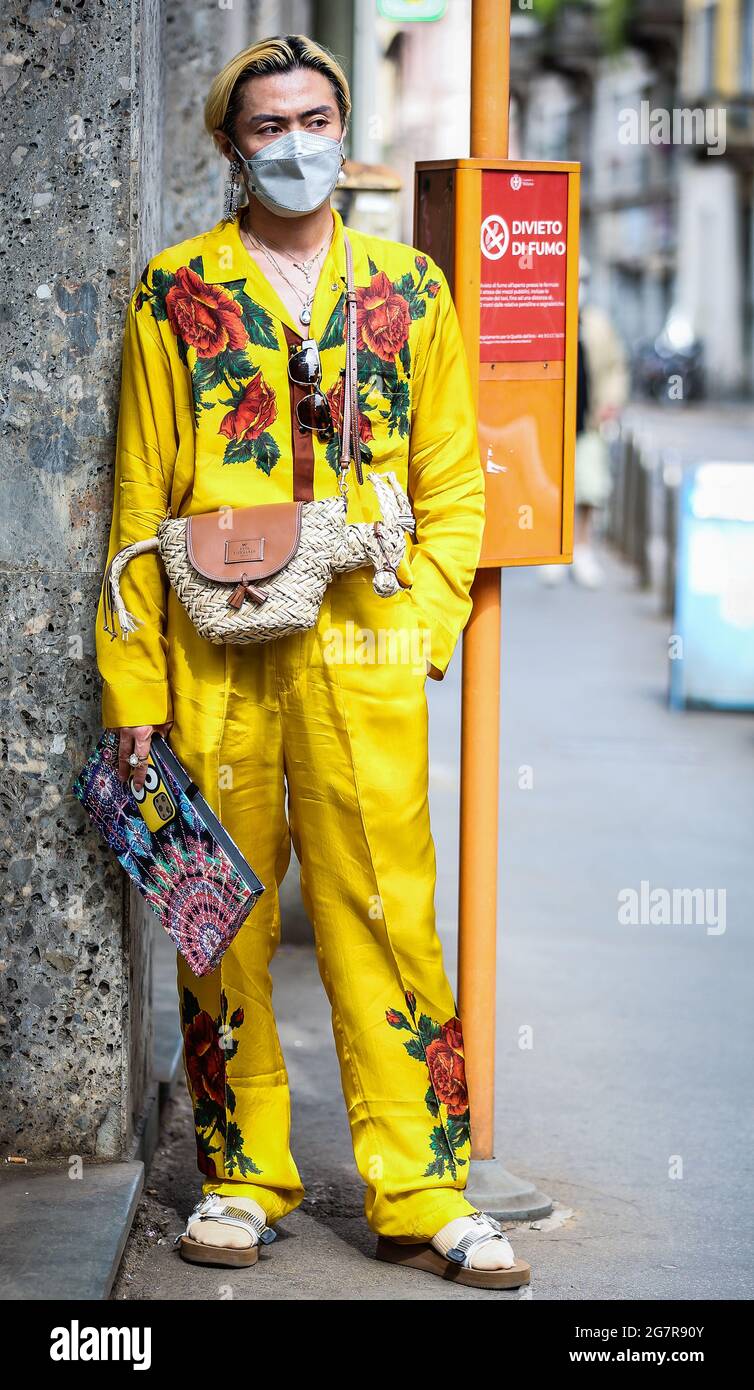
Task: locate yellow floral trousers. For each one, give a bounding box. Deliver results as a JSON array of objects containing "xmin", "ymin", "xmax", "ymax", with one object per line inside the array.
[{"xmin": 170, "ymin": 568, "xmax": 478, "ymax": 1242}]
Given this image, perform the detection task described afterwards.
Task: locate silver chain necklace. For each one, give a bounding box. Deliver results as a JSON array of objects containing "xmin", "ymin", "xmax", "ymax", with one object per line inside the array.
[{"xmin": 241, "ymin": 216, "xmax": 333, "ymax": 326}]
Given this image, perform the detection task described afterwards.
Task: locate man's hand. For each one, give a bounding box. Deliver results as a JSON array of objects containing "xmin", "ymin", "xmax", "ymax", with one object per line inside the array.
[{"xmin": 117, "ymin": 721, "xmax": 173, "ymax": 790}]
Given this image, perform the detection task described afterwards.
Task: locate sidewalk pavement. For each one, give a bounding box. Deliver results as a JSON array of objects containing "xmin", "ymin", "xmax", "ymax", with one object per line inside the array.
[{"xmin": 112, "ymin": 546, "xmax": 754, "ymax": 1299}]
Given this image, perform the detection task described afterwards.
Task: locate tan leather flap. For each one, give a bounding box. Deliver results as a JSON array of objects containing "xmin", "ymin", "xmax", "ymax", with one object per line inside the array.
[{"xmin": 186, "ymin": 503, "xmax": 302, "ymax": 583}]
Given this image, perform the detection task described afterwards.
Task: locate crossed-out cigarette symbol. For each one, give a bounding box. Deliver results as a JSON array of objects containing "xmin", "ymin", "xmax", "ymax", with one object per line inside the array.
[{"xmin": 481, "ymin": 214, "xmax": 510, "ymax": 260}]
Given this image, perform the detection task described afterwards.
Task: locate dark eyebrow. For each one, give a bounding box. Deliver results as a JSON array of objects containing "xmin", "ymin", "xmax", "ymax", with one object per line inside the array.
[{"xmin": 249, "ymin": 105, "xmax": 335, "ymax": 124}]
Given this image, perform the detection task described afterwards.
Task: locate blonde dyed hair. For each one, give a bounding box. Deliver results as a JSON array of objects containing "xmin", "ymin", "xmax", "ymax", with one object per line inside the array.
[{"xmin": 204, "ymin": 33, "xmax": 351, "ymax": 145}]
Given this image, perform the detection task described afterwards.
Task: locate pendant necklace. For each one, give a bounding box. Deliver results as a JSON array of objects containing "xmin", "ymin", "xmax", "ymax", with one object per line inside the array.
[{"xmin": 241, "ymin": 216, "xmax": 334, "ymax": 327}]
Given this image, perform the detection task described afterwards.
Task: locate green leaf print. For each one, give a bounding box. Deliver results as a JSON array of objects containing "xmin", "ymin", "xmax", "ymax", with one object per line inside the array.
[
  {"xmin": 361, "ymin": 352, "xmax": 400, "ymax": 401},
  {"xmin": 380, "ymin": 377, "xmax": 410, "ymax": 438},
  {"xmin": 236, "ymin": 291, "xmax": 279, "ymax": 349},
  {"xmin": 194, "ymin": 1095, "xmax": 221, "ymax": 1132},
  {"xmin": 192, "ymin": 347, "xmax": 259, "ymax": 421},
  {"xmin": 325, "ymin": 432, "xmax": 342, "ymax": 475},
  {"xmin": 446, "ymin": 1111, "xmax": 470, "ymax": 1156},
  {"xmin": 149, "ymin": 267, "xmax": 174, "ymax": 320},
  {"xmin": 394, "ymin": 272, "xmax": 415, "ymax": 299},
  {"xmin": 192, "ymin": 355, "xmax": 225, "ymax": 400},
  {"xmin": 404, "ymin": 1035, "xmax": 426, "ymax": 1062},
  {"xmin": 423, "ymin": 1125, "xmax": 456, "ymax": 1181},
  {"xmin": 221, "ymin": 436, "xmax": 258, "ymax": 466},
  {"xmin": 252, "ymin": 432, "xmax": 281, "ymax": 475},
  {"xmin": 225, "ymin": 1121, "xmax": 263, "ymax": 1178},
  {"xmin": 320, "ymin": 294, "xmax": 346, "ymax": 350},
  {"xmin": 223, "ymin": 346, "xmax": 257, "ymax": 380},
  {"xmin": 325, "ymin": 430, "xmax": 373, "ymax": 477},
  {"xmin": 417, "ymin": 1013, "xmax": 442, "ymax": 1048},
  {"xmin": 424, "ymin": 1083, "xmax": 440, "ymax": 1118}
]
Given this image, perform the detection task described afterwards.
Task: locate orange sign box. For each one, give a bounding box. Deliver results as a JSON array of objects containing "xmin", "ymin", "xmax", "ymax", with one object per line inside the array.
[{"xmin": 414, "ymin": 159, "xmax": 581, "ymax": 567}]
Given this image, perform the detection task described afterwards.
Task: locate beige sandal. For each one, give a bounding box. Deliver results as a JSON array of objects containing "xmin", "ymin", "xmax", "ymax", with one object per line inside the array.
[
  {"xmin": 375, "ymin": 1210, "xmax": 531, "ymax": 1290},
  {"xmin": 174, "ymin": 1194, "xmax": 276, "ymax": 1268}
]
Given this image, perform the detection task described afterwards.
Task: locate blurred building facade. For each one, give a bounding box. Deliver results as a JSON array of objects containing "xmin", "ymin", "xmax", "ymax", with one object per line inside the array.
[
  {"xmin": 679, "ymin": 0, "xmax": 754, "ymax": 393},
  {"xmin": 490, "ymin": 0, "xmax": 754, "ymax": 397},
  {"xmin": 508, "ymin": 6, "xmax": 684, "ymax": 375}
]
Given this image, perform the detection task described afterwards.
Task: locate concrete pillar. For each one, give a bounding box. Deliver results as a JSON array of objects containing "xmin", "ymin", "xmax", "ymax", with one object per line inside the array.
[{"xmin": 0, "ymin": 0, "xmax": 164, "ymax": 1160}]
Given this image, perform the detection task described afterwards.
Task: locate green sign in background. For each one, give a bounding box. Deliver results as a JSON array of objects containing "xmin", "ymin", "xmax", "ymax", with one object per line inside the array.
[{"xmin": 377, "ymin": 0, "xmax": 447, "ymax": 20}]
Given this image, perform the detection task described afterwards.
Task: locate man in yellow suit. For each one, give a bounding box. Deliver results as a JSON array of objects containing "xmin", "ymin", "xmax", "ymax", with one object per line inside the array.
[{"xmin": 95, "ymin": 33, "xmax": 530, "ymax": 1290}]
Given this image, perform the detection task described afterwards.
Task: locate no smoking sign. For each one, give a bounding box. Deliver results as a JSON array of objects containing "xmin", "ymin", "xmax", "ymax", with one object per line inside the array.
[{"xmin": 479, "ymin": 170, "xmax": 569, "ymax": 362}]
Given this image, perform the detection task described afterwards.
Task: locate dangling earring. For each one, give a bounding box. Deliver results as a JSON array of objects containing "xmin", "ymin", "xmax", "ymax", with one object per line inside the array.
[{"xmin": 223, "ymin": 158, "xmax": 243, "ymax": 222}]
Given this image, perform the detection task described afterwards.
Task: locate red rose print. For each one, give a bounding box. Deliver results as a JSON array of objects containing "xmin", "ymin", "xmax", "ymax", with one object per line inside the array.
[
  {"xmin": 325, "ymin": 373, "xmax": 373, "ymax": 443},
  {"xmin": 196, "ymin": 1137, "xmax": 218, "ymax": 1180},
  {"xmin": 441, "ymin": 1016, "xmax": 463, "ymax": 1054},
  {"xmin": 219, "ymin": 369, "xmax": 278, "ymax": 443},
  {"xmin": 355, "ymin": 270, "xmax": 411, "ymax": 361},
  {"xmin": 184, "ymin": 1009, "xmax": 225, "ymax": 1107},
  {"xmin": 166, "ymin": 265, "xmax": 248, "ymax": 358},
  {"xmin": 385, "ymin": 995, "xmax": 469, "ymax": 1179},
  {"xmin": 425, "ymin": 1016, "xmax": 468, "ymax": 1116}
]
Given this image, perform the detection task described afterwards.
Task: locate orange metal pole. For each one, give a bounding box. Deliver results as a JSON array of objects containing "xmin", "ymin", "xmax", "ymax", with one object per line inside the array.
[
  {"xmin": 458, "ymin": 0, "xmax": 511, "ymax": 1160},
  {"xmin": 470, "ymin": 0, "xmax": 510, "ymax": 157}
]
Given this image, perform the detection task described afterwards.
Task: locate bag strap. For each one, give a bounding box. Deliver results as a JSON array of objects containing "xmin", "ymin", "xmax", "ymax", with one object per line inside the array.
[{"xmin": 339, "ymin": 231, "xmax": 363, "ymax": 492}]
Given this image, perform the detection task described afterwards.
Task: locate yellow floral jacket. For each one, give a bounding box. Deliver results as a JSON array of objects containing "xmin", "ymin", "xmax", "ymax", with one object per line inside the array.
[{"xmin": 95, "ymin": 203, "xmax": 485, "ymax": 727}]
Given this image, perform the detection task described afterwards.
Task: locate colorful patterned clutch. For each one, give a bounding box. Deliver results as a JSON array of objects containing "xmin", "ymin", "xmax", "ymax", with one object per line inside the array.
[{"xmin": 72, "ymin": 728, "xmax": 265, "ymax": 976}]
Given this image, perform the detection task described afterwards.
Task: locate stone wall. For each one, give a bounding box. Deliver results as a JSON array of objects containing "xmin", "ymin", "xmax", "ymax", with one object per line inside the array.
[
  {"xmin": 0, "ymin": 0, "xmax": 165, "ymax": 1160},
  {"xmin": 0, "ymin": 0, "xmax": 338, "ymax": 1162}
]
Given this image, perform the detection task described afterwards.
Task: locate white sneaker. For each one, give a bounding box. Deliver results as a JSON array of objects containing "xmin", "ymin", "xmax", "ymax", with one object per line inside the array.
[{"xmin": 571, "ymin": 545, "xmax": 604, "ymax": 588}]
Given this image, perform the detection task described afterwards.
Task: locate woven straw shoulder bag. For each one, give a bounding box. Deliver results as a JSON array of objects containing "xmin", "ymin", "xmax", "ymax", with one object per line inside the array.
[{"xmin": 101, "ymin": 231, "xmax": 416, "ymax": 647}]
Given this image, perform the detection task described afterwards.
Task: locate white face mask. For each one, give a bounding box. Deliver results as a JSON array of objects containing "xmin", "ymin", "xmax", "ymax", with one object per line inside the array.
[{"xmin": 230, "ymin": 129, "xmax": 346, "ymax": 218}]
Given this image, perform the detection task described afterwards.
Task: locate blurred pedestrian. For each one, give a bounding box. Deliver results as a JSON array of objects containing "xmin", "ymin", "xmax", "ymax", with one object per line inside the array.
[{"xmin": 572, "ymin": 256, "xmax": 629, "ymax": 587}]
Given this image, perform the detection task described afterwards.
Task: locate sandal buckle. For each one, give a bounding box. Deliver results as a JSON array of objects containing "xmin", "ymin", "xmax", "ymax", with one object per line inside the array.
[{"xmin": 445, "ymin": 1245, "xmax": 467, "ymax": 1264}]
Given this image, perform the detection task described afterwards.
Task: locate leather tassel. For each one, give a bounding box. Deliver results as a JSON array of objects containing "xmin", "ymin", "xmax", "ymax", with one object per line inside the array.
[
  {"xmin": 227, "ymin": 574, "xmax": 267, "ymax": 609},
  {"xmin": 227, "ymin": 581, "xmax": 248, "ymax": 610}
]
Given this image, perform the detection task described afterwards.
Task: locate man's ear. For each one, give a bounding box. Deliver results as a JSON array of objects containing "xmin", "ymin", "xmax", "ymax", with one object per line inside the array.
[{"xmin": 213, "ymin": 129, "xmax": 233, "ymax": 160}]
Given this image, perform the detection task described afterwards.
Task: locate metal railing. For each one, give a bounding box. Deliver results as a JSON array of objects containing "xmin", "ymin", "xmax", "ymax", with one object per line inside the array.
[{"xmin": 608, "ymin": 423, "xmax": 682, "ymax": 617}]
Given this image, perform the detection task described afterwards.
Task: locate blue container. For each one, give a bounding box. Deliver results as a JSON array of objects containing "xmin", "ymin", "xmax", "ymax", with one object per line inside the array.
[{"xmin": 670, "ymin": 462, "xmax": 754, "ymax": 710}]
